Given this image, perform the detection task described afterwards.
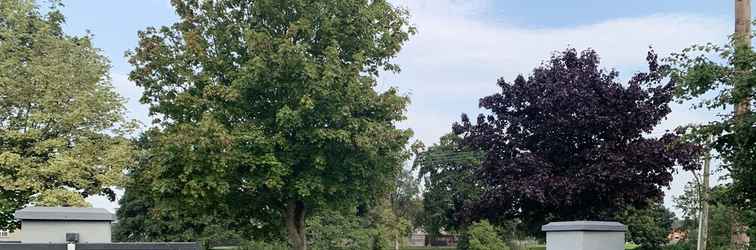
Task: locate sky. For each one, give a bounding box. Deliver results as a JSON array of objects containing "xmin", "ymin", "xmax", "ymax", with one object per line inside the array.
[{"xmin": 57, "ymin": 0, "xmax": 738, "ymax": 216}]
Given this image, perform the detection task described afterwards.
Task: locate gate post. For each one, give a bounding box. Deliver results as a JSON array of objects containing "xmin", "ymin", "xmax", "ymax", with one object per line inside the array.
[{"xmin": 541, "ymin": 221, "xmax": 626, "ymax": 250}]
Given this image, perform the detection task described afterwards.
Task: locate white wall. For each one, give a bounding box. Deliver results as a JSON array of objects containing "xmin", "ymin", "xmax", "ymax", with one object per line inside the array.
[
  {"xmin": 546, "ymin": 231, "xmax": 625, "ymax": 250},
  {"xmin": 0, "ymin": 229, "xmax": 21, "ymax": 241},
  {"xmin": 20, "ymin": 220, "xmax": 111, "ymax": 243}
]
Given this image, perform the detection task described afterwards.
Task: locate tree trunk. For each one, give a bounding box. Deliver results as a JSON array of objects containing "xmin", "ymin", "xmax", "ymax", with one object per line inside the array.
[{"xmin": 286, "ymin": 200, "xmax": 307, "ymax": 250}]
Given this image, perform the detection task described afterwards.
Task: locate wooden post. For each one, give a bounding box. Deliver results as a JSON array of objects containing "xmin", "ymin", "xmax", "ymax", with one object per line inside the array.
[
  {"xmin": 697, "ymin": 146, "xmax": 712, "ymax": 250},
  {"xmin": 736, "ymin": 0, "xmax": 752, "ymax": 116}
]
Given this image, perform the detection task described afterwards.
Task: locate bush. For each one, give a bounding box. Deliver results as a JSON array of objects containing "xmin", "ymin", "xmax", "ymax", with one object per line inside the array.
[
  {"xmin": 462, "ymin": 220, "xmax": 510, "ymax": 250},
  {"xmin": 307, "ymin": 210, "xmax": 374, "ymax": 250},
  {"xmin": 237, "ymin": 240, "xmax": 288, "ymax": 250},
  {"xmin": 660, "ymin": 242, "xmax": 694, "ymax": 250},
  {"xmin": 617, "ymin": 203, "xmax": 675, "ymax": 250}
]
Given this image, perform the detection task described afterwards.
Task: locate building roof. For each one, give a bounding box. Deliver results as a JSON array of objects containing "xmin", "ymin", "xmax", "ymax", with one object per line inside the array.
[
  {"xmin": 14, "ymin": 207, "xmax": 115, "ymax": 221},
  {"xmin": 541, "ymin": 221, "xmax": 626, "ymax": 232}
]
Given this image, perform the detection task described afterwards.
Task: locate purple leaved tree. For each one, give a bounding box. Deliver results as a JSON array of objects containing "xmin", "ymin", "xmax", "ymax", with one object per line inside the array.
[{"xmin": 453, "ymin": 49, "xmax": 701, "ymax": 230}]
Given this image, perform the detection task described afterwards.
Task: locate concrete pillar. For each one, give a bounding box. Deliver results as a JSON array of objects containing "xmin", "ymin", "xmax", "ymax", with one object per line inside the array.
[{"xmin": 541, "ymin": 221, "xmax": 626, "ymax": 250}]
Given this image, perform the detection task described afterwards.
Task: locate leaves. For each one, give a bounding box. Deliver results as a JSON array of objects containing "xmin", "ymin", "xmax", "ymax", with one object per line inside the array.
[
  {"xmin": 122, "ymin": 0, "xmax": 415, "ymax": 245},
  {"xmin": 465, "ymin": 220, "xmax": 509, "ymax": 250},
  {"xmin": 414, "ymin": 133, "xmax": 483, "ymax": 235},
  {"xmin": 0, "ymin": 0, "xmax": 134, "ymax": 230},
  {"xmin": 667, "ymin": 32, "xmax": 756, "ymax": 245},
  {"xmin": 453, "ymin": 48, "xmax": 701, "ymax": 226}
]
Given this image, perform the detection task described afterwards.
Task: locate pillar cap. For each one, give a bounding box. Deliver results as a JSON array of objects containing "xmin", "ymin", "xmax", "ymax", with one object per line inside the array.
[{"xmin": 541, "ymin": 221, "xmax": 626, "ymax": 232}]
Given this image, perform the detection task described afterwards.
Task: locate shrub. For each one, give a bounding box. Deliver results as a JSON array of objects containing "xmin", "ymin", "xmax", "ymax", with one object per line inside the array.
[
  {"xmin": 660, "ymin": 242, "xmax": 694, "ymax": 250},
  {"xmin": 237, "ymin": 240, "xmax": 288, "ymax": 250},
  {"xmin": 307, "ymin": 210, "xmax": 374, "ymax": 250},
  {"xmin": 463, "ymin": 220, "xmax": 510, "ymax": 250}
]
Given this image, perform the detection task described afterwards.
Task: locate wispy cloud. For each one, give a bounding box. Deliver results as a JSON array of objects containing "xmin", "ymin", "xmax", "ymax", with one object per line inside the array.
[
  {"xmin": 93, "ymin": 0, "xmax": 731, "ymax": 214},
  {"xmin": 382, "ymin": 0, "xmax": 730, "ymax": 214}
]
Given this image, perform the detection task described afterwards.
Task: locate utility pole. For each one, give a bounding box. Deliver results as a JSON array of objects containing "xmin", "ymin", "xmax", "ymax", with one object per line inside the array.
[
  {"xmin": 735, "ymin": 0, "xmax": 751, "ymax": 117},
  {"xmin": 696, "ymin": 145, "xmax": 712, "ymax": 250}
]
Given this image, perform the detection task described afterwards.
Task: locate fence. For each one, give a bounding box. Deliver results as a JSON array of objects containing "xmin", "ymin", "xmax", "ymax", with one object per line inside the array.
[{"xmin": 0, "ymin": 242, "xmax": 200, "ymax": 250}]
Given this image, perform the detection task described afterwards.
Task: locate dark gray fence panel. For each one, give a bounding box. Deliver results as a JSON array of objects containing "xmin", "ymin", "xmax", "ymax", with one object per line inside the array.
[
  {"xmin": 0, "ymin": 243, "xmax": 199, "ymax": 250},
  {"xmin": 76, "ymin": 243, "xmax": 200, "ymax": 250},
  {"xmin": 0, "ymin": 243, "xmax": 67, "ymax": 250}
]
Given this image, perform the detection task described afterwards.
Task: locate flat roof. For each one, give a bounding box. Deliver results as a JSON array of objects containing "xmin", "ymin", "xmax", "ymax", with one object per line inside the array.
[
  {"xmin": 14, "ymin": 207, "xmax": 115, "ymax": 221},
  {"xmin": 542, "ymin": 221, "xmax": 626, "ymax": 232}
]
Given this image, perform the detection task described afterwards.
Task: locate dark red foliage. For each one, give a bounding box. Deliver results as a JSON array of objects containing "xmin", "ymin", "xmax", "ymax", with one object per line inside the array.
[{"xmin": 453, "ymin": 49, "xmax": 701, "ymax": 225}]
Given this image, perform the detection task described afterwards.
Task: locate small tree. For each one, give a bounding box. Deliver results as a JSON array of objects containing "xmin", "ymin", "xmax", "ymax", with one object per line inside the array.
[
  {"xmin": 453, "ymin": 49, "xmax": 701, "ymax": 229},
  {"xmin": 414, "ymin": 133, "xmax": 483, "ymax": 236},
  {"xmin": 617, "ymin": 203, "xmax": 675, "ymax": 250},
  {"xmin": 464, "ymin": 220, "xmax": 509, "ymax": 250}
]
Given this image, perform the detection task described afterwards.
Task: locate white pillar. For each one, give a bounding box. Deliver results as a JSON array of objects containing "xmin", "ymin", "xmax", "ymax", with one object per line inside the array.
[{"xmin": 542, "ymin": 221, "xmax": 626, "ymax": 250}]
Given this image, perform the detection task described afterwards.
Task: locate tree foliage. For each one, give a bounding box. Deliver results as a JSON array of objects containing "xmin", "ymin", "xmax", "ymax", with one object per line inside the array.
[
  {"xmin": 390, "ymin": 167, "xmax": 422, "ymax": 228},
  {"xmin": 0, "ymin": 0, "xmax": 134, "ymax": 230},
  {"xmin": 113, "ymin": 131, "xmax": 264, "ymax": 246},
  {"xmin": 452, "ymin": 49, "xmax": 701, "ymax": 227},
  {"xmin": 673, "ymin": 183, "xmax": 751, "ymax": 250},
  {"xmin": 463, "ymin": 220, "xmax": 509, "ymax": 250},
  {"xmin": 666, "ymin": 35, "xmax": 756, "ymax": 246},
  {"xmin": 126, "ymin": 0, "xmax": 414, "ymax": 248},
  {"xmin": 414, "ymin": 133, "xmax": 482, "ymax": 235},
  {"xmin": 617, "ymin": 203, "xmax": 675, "ymax": 250}
]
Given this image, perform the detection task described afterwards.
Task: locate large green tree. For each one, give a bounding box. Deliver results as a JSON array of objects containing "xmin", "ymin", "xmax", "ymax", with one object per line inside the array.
[
  {"xmin": 0, "ymin": 0, "xmax": 134, "ymax": 230},
  {"xmin": 127, "ymin": 1, "xmax": 414, "ymax": 249}
]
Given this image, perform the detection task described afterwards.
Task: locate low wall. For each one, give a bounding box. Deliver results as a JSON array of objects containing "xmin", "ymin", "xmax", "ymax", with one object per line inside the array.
[
  {"xmin": 0, "ymin": 243, "xmax": 67, "ymax": 250},
  {"xmin": 0, "ymin": 242, "xmax": 200, "ymax": 250}
]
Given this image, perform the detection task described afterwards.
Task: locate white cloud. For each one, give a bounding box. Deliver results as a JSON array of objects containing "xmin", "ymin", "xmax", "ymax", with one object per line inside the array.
[
  {"xmin": 111, "ymin": 72, "xmax": 151, "ymax": 128},
  {"xmin": 95, "ymin": 0, "xmax": 731, "ymax": 216},
  {"xmin": 381, "ymin": 0, "xmax": 731, "ymax": 215}
]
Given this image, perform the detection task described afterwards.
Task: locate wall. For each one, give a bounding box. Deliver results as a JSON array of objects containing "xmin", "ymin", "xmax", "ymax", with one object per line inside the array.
[
  {"xmin": 0, "ymin": 243, "xmax": 199, "ymax": 250},
  {"xmin": 1, "ymin": 229, "xmax": 22, "ymax": 241},
  {"xmin": 20, "ymin": 220, "xmax": 111, "ymax": 243},
  {"xmin": 546, "ymin": 231, "xmax": 624, "ymax": 250}
]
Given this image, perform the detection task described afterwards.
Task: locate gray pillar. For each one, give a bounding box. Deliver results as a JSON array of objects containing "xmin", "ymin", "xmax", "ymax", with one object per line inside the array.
[{"xmin": 541, "ymin": 221, "xmax": 626, "ymax": 250}]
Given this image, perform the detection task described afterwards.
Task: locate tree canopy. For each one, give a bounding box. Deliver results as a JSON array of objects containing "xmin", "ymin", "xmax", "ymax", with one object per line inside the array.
[
  {"xmin": 0, "ymin": 0, "xmax": 134, "ymax": 230},
  {"xmin": 414, "ymin": 133, "xmax": 483, "ymax": 235},
  {"xmin": 452, "ymin": 48, "xmax": 701, "ymax": 227},
  {"xmin": 617, "ymin": 202, "xmax": 675, "ymax": 250},
  {"xmin": 126, "ymin": 0, "xmax": 415, "ymax": 249},
  {"xmin": 667, "ymin": 37, "xmax": 756, "ymax": 245}
]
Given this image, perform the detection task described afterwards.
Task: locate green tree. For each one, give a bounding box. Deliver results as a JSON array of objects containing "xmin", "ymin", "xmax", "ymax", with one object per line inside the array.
[
  {"xmin": 414, "ymin": 133, "xmax": 483, "ymax": 237},
  {"xmin": 674, "ymin": 184, "xmax": 750, "ymax": 250},
  {"xmin": 391, "ymin": 167, "xmax": 423, "ymax": 229},
  {"xmin": 0, "ymin": 0, "xmax": 134, "ymax": 230},
  {"xmin": 306, "ymin": 209, "xmax": 373, "ymax": 250},
  {"xmin": 617, "ymin": 203, "xmax": 675, "ymax": 250},
  {"xmin": 113, "ymin": 131, "xmax": 263, "ymax": 247},
  {"xmin": 666, "ymin": 30, "xmax": 756, "ymax": 247},
  {"xmin": 370, "ymin": 199, "xmax": 412, "ymax": 250},
  {"xmin": 127, "ymin": 1, "xmax": 414, "ymax": 249}
]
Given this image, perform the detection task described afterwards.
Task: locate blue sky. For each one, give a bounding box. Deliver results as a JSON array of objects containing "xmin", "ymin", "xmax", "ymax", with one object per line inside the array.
[
  {"xmin": 487, "ymin": 0, "xmax": 730, "ymax": 28},
  {"xmin": 57, "ymin": 0, "xmax": 738, "ymax": 215}
]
